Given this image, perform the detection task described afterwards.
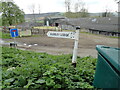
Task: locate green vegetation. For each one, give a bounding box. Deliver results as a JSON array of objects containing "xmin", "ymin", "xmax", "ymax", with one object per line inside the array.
[
  {"xmin": 0, "ymin": 46, "xmax": 1, "ymax": 89},
  {"xmin": 64, "ymin": 0, "xmax": 89, "ymax": 18},
  {"xmin": 102, "ymin": 12, "xmax": 115, "ymax": 17},
  {"xmin": 36, "ymin": 20, "xmax": 44, "ymax": 23},
  {"xmin": 0, "ymin": 32, "xmax": 11, "ymax": 39},
  {"xmin": 2, "ymin": 47, "xmax": 97, "ymax": 89},
  {"xmin": 64, "ymin": 12, "xmax": 89, "ymax": 18},
  {"xmin": 2, "ymin": 2, "xmax": 25, "ymax": 26},
  {"xmin": 0, "ymin": 2, "xmax": 2, "ymax": 26},
  {"xmin": 0, "ymin": 18, "xmax": 1, "ymax": 27},
  {"xmin": 0, "ymin": 31, "xmax": 1, "ymax": 38},
  {"xmin": 108, "ymin": 36, "xmax": 120, "ymax": 39}
]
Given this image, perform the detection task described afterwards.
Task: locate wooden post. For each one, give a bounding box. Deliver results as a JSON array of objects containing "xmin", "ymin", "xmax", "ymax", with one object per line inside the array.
[{"xmin": 72, "ymin": 26, "xmax": 80, "ymax": 68}]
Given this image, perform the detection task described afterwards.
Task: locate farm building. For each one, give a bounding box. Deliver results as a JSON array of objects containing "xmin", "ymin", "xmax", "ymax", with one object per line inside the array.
[
  {"xmin": 3, "ymin": 11, "xmax": 118, "ymax": 37},
  {"xmin": 54, "ymin": 17, "xmax": 119, "ymax": 36},
  {"xmin": 44, "ymin": 16, "xmax": 65, "ymax": 26},
  {"xmin": 22, "ymin": 16, "xmax": 120, "ymax": 37}
]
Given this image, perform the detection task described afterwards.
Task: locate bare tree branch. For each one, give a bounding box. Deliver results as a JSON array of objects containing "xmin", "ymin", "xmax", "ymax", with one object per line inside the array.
[
  {"xmin": 74, "ymin": 0, "xmax": 86, "ymax": 12},
  {"xmin": 29, "ymin": 4, "xmax": 35, "ymax": 14},
  {"xmin": 65, "ymin": 0, "xmax": 71, "ymax": 12},
  {"xmin": 38, "ymin": 4, "xmax": 40, "ymax": 14},
  {"xmin": 114, "ymin": 0, "xmax": 120, "ymax": 3},
  {"xmin": 28, "ymin": 4, "xmax": 36, "ymax": 22}
]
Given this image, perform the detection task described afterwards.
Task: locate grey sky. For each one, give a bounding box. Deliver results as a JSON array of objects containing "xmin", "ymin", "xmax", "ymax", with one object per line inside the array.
[{"xmin": 13, "ymin": 0, "xmax": 118, "ymax": 14}]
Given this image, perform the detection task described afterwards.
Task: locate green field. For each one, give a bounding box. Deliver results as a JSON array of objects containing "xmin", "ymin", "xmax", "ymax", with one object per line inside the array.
[{"xmin": 2, "ymin": 47, "xmax": 97, "ymax": 89}]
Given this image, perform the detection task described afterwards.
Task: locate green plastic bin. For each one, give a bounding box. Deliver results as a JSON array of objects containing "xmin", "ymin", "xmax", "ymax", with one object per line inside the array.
[{"xmin": 93, "ymin": 45, "xmax": 120, "ymax": 88}]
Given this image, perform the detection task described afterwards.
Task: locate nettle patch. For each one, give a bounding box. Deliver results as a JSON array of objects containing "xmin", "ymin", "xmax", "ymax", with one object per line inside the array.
[{"xmin": 2, "ymin": 47, "xmax": 97, "ymax": 89}]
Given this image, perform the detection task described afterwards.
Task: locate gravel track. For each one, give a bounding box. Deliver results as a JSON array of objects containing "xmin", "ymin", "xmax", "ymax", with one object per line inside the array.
[{"xmin": 3, "ymin": 33, "xmax": 118, "ymax": 58}]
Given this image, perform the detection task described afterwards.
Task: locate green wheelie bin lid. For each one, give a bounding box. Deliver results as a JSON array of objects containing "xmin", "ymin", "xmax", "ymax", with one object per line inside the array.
[
  {"xmin": 96, "ymin": 45, "xmax": 120, "ymax": 72},
  {"xmin": 93, "ymin": 45, "xmax": 120, "ymax": 88}
]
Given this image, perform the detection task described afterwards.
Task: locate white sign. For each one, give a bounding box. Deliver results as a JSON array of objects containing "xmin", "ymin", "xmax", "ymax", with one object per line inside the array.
[
  {"xmin": 47, "ymin": 31, "xmax": 75, "ymax": 39},
  {"xmin": 47, "ymin": 27, "xmax": 80, "ymax": 68}
]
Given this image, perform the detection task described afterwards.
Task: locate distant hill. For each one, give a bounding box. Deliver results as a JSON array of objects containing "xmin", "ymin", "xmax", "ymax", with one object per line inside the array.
[
  {"xmin": 25, "ymin": 12, "xmax": 118, "ymax": 22},
  {"xmin": 25, "ymin": 12, "xmax": 63, "ymax": 22}
]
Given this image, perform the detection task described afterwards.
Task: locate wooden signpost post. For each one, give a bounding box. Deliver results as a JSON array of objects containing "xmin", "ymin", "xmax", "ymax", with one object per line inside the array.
[
  {"xmin": 72, "ymin": 27, "xmax": 80, "ymax": 67},
  {"xmin": 47, "ymin": 26, "xmax": 80, "ymax": 67}
]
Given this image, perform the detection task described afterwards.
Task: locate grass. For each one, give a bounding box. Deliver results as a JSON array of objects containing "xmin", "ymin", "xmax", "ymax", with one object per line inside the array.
[
  {"xmin": 0, "ymin": 31, "xmax": 1, "ymax": 38},
  {"xmin": 108, "ymin": 36, "xmax": 120, "ymax": 39},
  {"xmin": 0, "ymin": 31, "xmax": 42, "ymax": 39},
  {"xmin": 0, "ymin": 31, "xmax": 11, "ymax": 39}
]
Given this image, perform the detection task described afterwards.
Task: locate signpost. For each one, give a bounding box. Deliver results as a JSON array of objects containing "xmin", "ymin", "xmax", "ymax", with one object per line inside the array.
[
  {"xmin": 47, "ymin": 26, "xmax": 80, "ymax": 67},
  {"xmin": 72, "ymin": 27, "xmax": 80, "ymax": 67},
  {"xmin": 10, "ymin": 29, "xmax": 19, "ymax": 37},
  {"xmin": 10, "ymin": 29, "xmax": 19, "ymax": 47},
  {"xmin": 47, "ymin": 31, "xmax": 75, "ymax": 39}
]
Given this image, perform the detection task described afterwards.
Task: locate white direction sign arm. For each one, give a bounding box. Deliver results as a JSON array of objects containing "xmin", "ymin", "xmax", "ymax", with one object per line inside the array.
[{"xmin": 47, "ymin": 31, "xmax": 75, "ymax": 39}]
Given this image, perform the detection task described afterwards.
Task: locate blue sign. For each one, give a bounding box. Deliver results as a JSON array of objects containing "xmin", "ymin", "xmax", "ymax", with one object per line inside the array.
[{"xmin": 10, "ymin": 29, "xmax": 19, "ymax": 37}]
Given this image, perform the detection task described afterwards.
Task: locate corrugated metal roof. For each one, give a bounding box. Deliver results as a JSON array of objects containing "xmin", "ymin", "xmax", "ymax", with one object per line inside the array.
[{"xmin": 55, "ymin": 17, "xmax": 118, "ymax": 32}]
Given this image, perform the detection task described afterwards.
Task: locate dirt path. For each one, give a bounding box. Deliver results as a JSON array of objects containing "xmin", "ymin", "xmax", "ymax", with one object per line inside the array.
[{"xmin": 3, "ymin": 33, "xmax": 118, "ymax": 58}]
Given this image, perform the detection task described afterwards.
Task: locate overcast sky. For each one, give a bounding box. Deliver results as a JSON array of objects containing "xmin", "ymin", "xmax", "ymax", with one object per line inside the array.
[{"xmin": 13, "ymin": 0, "xmax": 118, "ymax": 14}]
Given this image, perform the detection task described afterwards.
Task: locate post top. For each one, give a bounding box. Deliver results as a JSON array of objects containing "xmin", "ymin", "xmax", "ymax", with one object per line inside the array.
[{"xmin": 76, "ymin": 26, "xmax": 80, "ymax": 30}]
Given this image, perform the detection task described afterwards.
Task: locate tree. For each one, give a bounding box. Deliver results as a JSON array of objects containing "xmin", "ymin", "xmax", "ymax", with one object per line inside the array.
[
  {"xmin": 29, "ymin": 4, "xmax": 36, "ymax": 22},
  {"xmin": 74, "ymin": 3, "xmax": 79, "ymax": 12},
  {"xmin": 38, "ymin": 4, "xmax": 41, "ymax": 14},
  {"xmin": 74, "ymin": 0, "xmax": 85, "ymax": 12},
  {"xmin": 74, "ymin": 0, "xmax": 88, "ymax": 17},
  {"xmin": 0, "ymin": 2, "xmax": 2, "ymax": 26},
  {"xmin": 114, "ymin": 0, "xmax": 120, "ymax": 13},
  {"xmin": 102, "ymin": 6, "xmax": 114, "ymax": 17},
  {"xmin": 80, "ymin": 8, "xmax": 89, "ymax": 17},
  {"xmin": 114, "ymin": 0, "xmax": 120, "ymax": 3},
  {"xmin": 2, "ymin": 2, "xmax": 25, "ymax": 26},
  {"xmin": 65, "ymin": 0, "xmax": 71, "ymax": 12},
  {"xmin": 29, "ymin": 4, "xmax": 35, "ymax": 14},
  {"xmin": 64, "ymin": 0, "xmax": 89, "ymax": 18}
]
